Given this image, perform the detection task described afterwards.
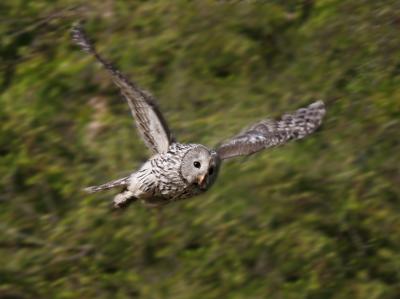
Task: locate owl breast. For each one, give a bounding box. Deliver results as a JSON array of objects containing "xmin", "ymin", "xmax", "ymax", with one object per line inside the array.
[{"xmin": 134, "ymin": 143, "xmax": 205, "ymax": 206}]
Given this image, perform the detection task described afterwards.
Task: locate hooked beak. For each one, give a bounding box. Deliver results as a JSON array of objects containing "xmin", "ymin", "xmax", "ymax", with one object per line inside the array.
[{"xmin": 197, "ymin": 174, "xmax": 208, "ymax": 189}]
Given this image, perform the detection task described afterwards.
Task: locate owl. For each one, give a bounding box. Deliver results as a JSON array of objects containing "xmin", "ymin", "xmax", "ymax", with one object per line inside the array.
[{"xmin": 71, "ymin": 24, "xmax": 326, "ymax": 208}]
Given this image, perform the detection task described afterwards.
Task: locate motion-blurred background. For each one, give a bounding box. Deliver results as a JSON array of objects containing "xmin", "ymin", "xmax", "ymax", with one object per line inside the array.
[{"xmin": 1, "ymin": 1, "xmax": 400, "ymax": 298}]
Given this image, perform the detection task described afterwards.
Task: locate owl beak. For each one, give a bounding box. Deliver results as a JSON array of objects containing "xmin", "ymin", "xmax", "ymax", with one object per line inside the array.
[{"xmin": 197, "ymin": 174, "xmax": 207, "ymax": 189}]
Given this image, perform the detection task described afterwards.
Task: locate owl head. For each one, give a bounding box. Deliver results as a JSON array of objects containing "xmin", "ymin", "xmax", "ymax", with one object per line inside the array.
[{"xmin": 181, "ymin": 145, "xmax": 220, "ymax": 190}]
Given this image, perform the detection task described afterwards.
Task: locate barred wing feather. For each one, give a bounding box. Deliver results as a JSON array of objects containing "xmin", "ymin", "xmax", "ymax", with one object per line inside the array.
[{"xmin": 217, "ymin": 101, "xmax": 326, "ymax": 160}]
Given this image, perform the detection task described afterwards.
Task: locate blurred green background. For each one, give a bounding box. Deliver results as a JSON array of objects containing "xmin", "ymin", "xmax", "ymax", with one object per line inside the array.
[{"xmin": 1, "ymin": 1, "xmax": 400, "ymax": 298}]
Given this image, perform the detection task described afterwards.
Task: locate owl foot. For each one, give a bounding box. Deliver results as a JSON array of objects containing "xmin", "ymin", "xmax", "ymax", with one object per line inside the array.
[{"xmin": 113, "ymin": 191, "xmax": 136, "ymax": 209}]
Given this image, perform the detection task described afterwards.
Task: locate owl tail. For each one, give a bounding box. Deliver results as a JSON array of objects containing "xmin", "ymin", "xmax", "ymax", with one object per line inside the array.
[{"xmin": 84, "ymin": 176, "xmax": 130, "ymax": 193}]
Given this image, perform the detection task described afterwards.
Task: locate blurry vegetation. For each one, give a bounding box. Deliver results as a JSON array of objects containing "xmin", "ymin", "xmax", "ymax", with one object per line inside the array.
[{"xmin": 1, "ymin": 0, "xmax": 400, "ymax": 298}]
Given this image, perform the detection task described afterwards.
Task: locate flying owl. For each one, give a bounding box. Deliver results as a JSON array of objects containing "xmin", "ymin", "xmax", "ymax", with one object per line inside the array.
[{"xmin": 71, "ymin": 24, "xmax": 326, "ymax": 208}]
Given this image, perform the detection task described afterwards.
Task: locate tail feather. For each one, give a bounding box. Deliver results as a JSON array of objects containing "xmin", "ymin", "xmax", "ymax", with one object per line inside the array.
[{"xmin": 84, "ymin": 176, "xmax": 130, "ymax": 194}]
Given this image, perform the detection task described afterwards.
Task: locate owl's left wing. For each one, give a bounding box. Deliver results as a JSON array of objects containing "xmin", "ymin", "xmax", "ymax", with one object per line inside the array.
[
  {"xmin": 216, "ymin": 101, "xmax": 326, "ymax": 160},
  {"xmin": 71, "ymin": 23, "xmax": 174, "ymax": 154}
]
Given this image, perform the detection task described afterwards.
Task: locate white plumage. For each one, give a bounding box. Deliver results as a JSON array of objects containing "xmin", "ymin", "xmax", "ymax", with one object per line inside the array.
[{"xmin": 72, "ymin": 24, "xmax": 326, "ymax": 208}]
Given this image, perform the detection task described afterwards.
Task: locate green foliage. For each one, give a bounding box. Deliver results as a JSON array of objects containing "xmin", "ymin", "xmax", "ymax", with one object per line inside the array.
[{"xmin": 1, "ymin": 0, "xmax": 400, "ymax": 298}]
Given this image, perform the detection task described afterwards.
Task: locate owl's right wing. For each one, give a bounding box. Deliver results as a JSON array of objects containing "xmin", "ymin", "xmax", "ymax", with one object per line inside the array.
[
  {"xmin": 71, "ymin": 23, "xmax": 174, "ymax": 155},
  {"xmin": 216, "ymin": 101, "xmax": 326, "ymax": 160}
]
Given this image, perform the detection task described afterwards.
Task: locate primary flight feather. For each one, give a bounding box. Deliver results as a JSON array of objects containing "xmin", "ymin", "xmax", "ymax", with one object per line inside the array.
[{"xmin": 72, "ymin": 24, "xmax": 326, "ymax": 208}]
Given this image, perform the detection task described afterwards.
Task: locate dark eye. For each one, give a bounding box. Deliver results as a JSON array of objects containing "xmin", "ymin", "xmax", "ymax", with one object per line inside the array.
[
  {"xmin": 208, "ymin": 167, "xmax": 214, "ymax": 175},
  {"xmin": 193, "ymin": 161, "xmax": 201, "ymax": 168}
]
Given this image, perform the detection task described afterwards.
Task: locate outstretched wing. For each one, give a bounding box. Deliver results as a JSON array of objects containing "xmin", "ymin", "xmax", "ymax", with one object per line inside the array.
[
  {"xmin": 71, "ymin": 23, "xmax": 174, "ymax": 154},
  {"xmin": 216, "ymin": 101, "xmax": 326, "ymax": 160}
]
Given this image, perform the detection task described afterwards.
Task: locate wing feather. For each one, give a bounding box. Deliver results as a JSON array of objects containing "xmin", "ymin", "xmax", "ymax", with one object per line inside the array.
[
  {"xmin": 216, "ymin": 101, "xmax": 326, "ymax": 160},
  {"xmin": 71, "ymin": 23, "xmax": 174, "ymax": 154}
]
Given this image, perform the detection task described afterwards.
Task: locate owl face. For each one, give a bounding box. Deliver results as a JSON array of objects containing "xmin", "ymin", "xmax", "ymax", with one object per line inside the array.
[{"xmin": 181, "ymin": 146, "xmax": 220, "ymax": 191}]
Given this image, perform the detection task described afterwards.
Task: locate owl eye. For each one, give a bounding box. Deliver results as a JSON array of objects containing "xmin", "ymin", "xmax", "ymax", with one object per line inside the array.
[
  {"xmin": 193, "ymin": 161, "xmax": 201, "ymax": 168},
  {"xmin": 208, "ymin": 167, "xmax": 214, "ymax": 175}
]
